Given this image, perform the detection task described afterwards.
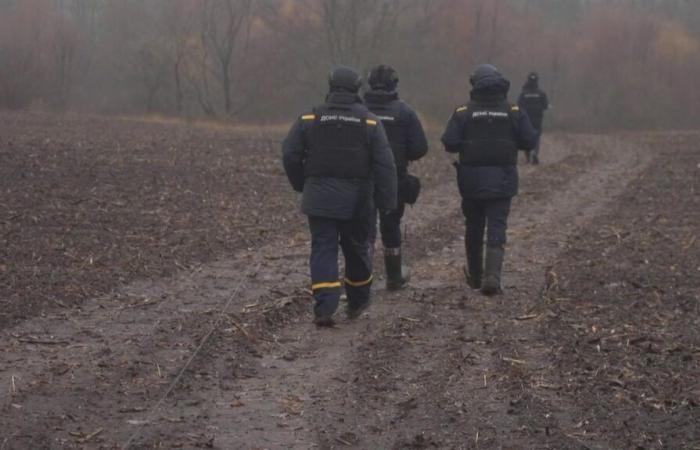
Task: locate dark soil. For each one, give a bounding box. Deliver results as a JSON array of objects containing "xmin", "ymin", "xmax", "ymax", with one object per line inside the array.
[
  {"xmin": 0, "ymin": 112, "xmax": 296, "ymax": 328},
  {"xmin": 530, "ymin": 134, "xmax": 700, "ymax": 450},
  {"xmin": 0, "ymin": 113, "xmax": 698, "ymax": 450}
]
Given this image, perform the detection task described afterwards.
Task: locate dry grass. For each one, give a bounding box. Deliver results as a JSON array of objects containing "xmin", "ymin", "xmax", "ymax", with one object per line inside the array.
[{"xmin": 113, "ymin": 113, "xmax": 291, "ymax": 135}]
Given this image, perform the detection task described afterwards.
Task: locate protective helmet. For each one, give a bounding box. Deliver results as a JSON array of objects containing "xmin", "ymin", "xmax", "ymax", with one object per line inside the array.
[
  {"xmin": 469, "ymin": 64, "xmax": 502, "ymax": 86},
  {"xmin": 328, "ymin": 66, "xmax": 362, "ymax": 93},
  {"xmin": 527, "ymin": 71, "xmax": 539, "ymax": 82},
  {"xmin": 368, "ymin": 64, "xmax": 399, "ymax": 90},
  {"xmin": 469, "ymin": 64, "xmax": 510, "ymax": 94}
]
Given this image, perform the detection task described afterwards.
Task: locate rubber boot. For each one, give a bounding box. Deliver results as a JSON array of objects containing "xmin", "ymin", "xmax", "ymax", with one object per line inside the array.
[
  {"xmin": 346, "ymin": 298, "xmax": 371, "ymax": 320},
  {"xmin": 464, "ymin": 240, "xmax": 483, "ymax": 289},
  {"xmin": 384, "ymin": 247, "xmax": 410, "ymax": 290},
  {"xmin": 313, "ymin": 315, "xmax": 335, "ymax": 327},
  {"xmin": 481, "ymin": 245, "xmax": 505, "ymax": 296}
]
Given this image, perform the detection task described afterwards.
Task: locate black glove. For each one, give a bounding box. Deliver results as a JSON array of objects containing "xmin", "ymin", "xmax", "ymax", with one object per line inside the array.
[{"xmin": 398, "ymin": 174, "xmax": 421, "ymax": 205}]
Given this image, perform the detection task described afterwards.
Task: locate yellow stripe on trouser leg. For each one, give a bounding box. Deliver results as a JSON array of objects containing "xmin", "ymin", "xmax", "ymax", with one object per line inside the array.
[
  {"xmin": 344, "ymin": 275, "xmax": 373, "ymax": 287},
  {"xmin": 311, "ymin": 281, "xmax": 342, "ymax": 291}
]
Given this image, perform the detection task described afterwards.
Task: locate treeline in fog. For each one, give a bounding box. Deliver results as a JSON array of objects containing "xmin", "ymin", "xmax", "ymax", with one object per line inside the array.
[{"xmin": 1, "ymin": 0, "xmax": 700, "ymax": 129}]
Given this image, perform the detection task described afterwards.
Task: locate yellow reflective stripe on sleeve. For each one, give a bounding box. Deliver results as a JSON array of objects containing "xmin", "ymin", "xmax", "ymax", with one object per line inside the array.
[
  {"xmin": 311, "ymin": 281, "xmax": 342, "ymax": 291},
  {"xmin": 456, "ymin": 106, "xmax": 467, "ymax": 112},
  {"xmin": 366, "ymin": 119, "xmax": 377, "ymax": 126},
  {"xmin": 511, "ymin": 105, "xmax": 520, "ymax": 111},
  {"xmin": 344, "ymin": 275, "xmax": 373, "ymax": 287},
  {"xmin": 301, "ymin": 114, "xmax": 315, "ymax": 120}
]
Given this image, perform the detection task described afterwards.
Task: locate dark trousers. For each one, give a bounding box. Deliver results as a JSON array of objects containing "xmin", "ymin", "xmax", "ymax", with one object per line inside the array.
[
  {"xmin": 461, "ymin": 196, "xmax": 511, "ymax": 252},
  {"xmin": 308, "ymin": 215, "xmax": 373, "ymax": 318},
  {"xmin": 368, "ymin": 201, "xmax": 406, "ymax": 250},
  {"xmin": 528, "ymin": 124, "xmax": 543, "ymax": 159}
]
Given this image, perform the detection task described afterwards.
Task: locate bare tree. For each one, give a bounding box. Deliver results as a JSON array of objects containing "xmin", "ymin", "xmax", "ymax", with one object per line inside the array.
[
  {"xmin": 0, "ymin": 0, "xmax": 48, "ymax": 109},
  {"xmin": 49, "ymin": 12, "xmax": 79, "ymax": 108},
  {"xmin": 199, "ymin": 0, "xmax": 253, "ymax": 116},
  {"xmin": 317, "ymin": 0, "xmax": 404, "ymax": 67},
  {"xmin": 161, "ymin": 1, "xmax": 197, "ymax": 114},
  {"xmin": 135, "ymin": 44, "xmax": 169, "ymax": 113},
  {"xmin": 2, "ymin": 0, "xmax": 700, "ymax": 128}
]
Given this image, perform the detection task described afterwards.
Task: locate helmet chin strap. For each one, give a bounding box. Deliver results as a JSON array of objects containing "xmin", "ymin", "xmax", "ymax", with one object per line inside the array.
[{"xmin": 329, "ymin": 86, "xmax": 358, "ymax": 94}]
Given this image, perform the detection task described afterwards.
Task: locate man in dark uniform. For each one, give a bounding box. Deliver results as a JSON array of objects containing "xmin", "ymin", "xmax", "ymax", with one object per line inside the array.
[
  {"xmin": 282, "ymin": 66, "xmax": 397, "ymax": 326},
  {"xmin": 441, "ymin": 64, "xmax": 536, "ymax": 295},
  {"xmin": 364, "ymin": 64, "xmax": 428, "ymax": 290},
  {"xmin": 517, "ymin": 72, "xmax": 549, "ymax": 164}
]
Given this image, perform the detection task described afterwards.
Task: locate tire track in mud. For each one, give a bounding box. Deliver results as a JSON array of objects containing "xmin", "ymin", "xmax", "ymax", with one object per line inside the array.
[
  {"xmin": 333, "ymin": 135, "xmax": 655, "ymax": 450},
  {"xmin": 204, "ymin": 137, "xmax": 649, "ymax": 448},
  {"xmin": 0, "ymin": 133, "xmax": 652, "ymax": 449},
  {"xmin": 200, "ymin": 134, "xmax": 654, "ymax": 450},
  {"xmin": 0, "ymin": 133, "xmax": 566, "ymax": 449}
]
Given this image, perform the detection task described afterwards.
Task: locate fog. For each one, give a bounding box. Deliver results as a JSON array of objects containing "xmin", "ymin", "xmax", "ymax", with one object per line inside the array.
[{"xmin": 1, "ymin": 0, "xmax": 699, "ymax": 129}]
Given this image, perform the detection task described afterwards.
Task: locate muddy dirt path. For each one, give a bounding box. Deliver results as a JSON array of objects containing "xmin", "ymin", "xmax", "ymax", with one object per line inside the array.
[
  {"xmin": 198, "ymin": 134, "xmax": 653, "ymax": 450},
  {"xmin": 0, "ymin": 132, "xmax": 667, "ymax": 449}
]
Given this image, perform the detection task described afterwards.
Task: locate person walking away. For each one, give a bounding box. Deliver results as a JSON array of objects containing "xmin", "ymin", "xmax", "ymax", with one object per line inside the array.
[
  {"xmin": 364, "ymin": 64, "xmax": 428, "ymax": 290},
  {"xmin": 441, "ymin": 64, "xmax": 536, "ymax": 295},
  {"xmin": 282, "ymin": 66, "xmax": 397, "ymax": 326},
  {"xmin": 517, "ymin": 71, "xmax": 548, "ymax": 164}
]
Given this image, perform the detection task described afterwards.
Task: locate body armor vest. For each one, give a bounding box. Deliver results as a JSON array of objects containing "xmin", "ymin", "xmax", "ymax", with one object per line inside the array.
[
  {"xmin": 519, "ymin": 90, "xmax": 545, "ymax": 112},
  {"xmin": 460, "ymin": 101, "xmax": 518, "ymax": 167},
  {"xmin": 365, "ymin": 100, "xmax": 407, "ymax": 174},
  {"xmin": 304, "ymin": 104, "xmax": 371, "ymax": 179}
]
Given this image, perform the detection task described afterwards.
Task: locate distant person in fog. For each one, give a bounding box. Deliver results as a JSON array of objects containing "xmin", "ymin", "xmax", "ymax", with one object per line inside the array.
[
  {"xmin": 442, "ymin": 64, "xmax": 536, "ymax": 296},
  {"xmin": 517, "ymin": 72, "xmax": 549, "ymax": 164}
]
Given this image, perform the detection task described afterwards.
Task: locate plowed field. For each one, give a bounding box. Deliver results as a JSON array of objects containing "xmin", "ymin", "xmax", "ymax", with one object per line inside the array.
[{"xmin": 1, "ymin": 112, "xmax": 698, "ymax": 449}]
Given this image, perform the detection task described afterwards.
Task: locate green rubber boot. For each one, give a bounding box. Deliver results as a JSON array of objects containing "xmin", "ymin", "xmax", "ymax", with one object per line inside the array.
[
  {"xmin": 464, "ymin": 239, "xmax": 483, "ymax": 290},
  {"xmin": 384, "ymin": 247, "xmax": 410, "ymax": 290},
  {"xmin": 481, "ymin": 245, "xmax": 505, "ymax": 296}
]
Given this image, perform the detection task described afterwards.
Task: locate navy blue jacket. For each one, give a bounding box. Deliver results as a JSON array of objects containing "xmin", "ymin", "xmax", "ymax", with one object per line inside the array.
[
  {"xmin": 518, "ymin": 81, "xmax": 548, "ymax": 130},
  {"xmin": 363, "ymin": 90, "xmax": 428, "ymax": 178},
  {"xmin": 442, "ymin": 78, "xmax": 537, "ymax": 200},
  {"xmin": 283, "ymin": 92, "xmax": 397, "ymax": 220}
]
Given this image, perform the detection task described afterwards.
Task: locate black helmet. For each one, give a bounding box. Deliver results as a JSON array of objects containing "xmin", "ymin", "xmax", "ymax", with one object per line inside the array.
[
  {"xmin": 469, "ymin": 64, "xmax": 502, "ymax": 86},
  {"xmin": 328, "ymin": 66, "xmax": 362, "ymax": 93},
  {"xmin": 368, "ymin": 64, "xmax": 399, "ymax": 90},
  {"xmin": 527, "ymin": 71, "xmax": 539, "ymax": 82}
]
